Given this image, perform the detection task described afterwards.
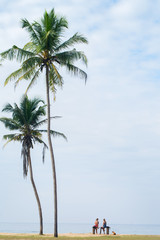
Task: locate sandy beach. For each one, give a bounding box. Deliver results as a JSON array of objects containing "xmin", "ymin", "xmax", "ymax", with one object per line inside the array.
[{"xmin": 0, "ymin": 232, "xmax": 160, "ymax": 238}]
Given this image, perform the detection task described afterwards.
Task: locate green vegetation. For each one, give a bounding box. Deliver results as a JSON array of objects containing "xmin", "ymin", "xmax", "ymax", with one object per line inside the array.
[
  {"xmin": 0, "ymin": 96, "xmax": 66, "ymax": 235},
  {"xmin": 0, "ymin": 235, "xmax": 159, "ymax": 240},
  {"xmin": 1, "ymin": 8, "xmax": 88, "ymax": 237}
]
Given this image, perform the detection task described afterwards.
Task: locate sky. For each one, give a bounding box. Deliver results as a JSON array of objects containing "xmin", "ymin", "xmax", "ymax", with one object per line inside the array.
[{"xmin": 0, "ymin": 0, "xmax": 160, "ymax": 231}]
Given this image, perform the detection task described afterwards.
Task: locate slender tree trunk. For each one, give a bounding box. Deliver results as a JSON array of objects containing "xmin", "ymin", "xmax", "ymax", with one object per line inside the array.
[
  {"xmin": 46, "ymin": 65, "xmax": 58, "ymax": 237},
  {"xmin": 28, "ymin": 148, "xmax": 43, "ymax": 235}
]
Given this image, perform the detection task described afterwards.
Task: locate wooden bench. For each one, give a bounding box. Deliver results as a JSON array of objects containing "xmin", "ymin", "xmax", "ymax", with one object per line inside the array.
[
  {"xmin": 92, "ymin": 226, "xmax": 110, "ymax": 234},
  {"xmin": 92, "ymin": 226, "xmax": 98, "ymax": 234},
  {"xmin": 100, "ymin": 226, "xmax": 110, "ymax": 235}
]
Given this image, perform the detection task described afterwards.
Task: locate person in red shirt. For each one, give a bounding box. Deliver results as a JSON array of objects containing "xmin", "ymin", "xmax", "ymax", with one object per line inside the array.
[{"xmin": 93, "ymin": 218, "xmax": 99, "ymax": 233}]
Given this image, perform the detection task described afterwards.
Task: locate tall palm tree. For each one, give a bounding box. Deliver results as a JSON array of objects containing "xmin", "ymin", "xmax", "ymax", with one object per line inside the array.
[
  {"xmin": 0, "ymin": 96, "xmax": 66, "ymax": 235},
  {"xmin": 1, "ymin": 8, "xmax": 88, "ymax": 237}
]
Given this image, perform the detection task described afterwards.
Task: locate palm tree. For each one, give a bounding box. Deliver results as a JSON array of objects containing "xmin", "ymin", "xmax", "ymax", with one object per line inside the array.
[
  {"xmin": 1, "ymin": 8, "xmax": 88, "ymax": 237},
  {"xmin": 0, "ymin": 96, "xmax": 66, "ymax": 235}
]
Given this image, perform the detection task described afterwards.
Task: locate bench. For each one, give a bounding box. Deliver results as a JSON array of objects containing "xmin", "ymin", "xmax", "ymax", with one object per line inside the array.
[
  {"xmin": 92, "ymin": 226, "xmax": 98, "ymax": 234},
  {"xmin": 100, "ymin": 226, "xmax": 110, "ymax": 235},
  {"xmin": 92, "ymin": 226, "xmax": 110, "ymax": 234}
]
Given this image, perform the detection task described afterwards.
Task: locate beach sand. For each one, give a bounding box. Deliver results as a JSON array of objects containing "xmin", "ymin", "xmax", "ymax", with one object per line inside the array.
[{"xmin": 0, "ymin": 232, "xmax": 159, "ymax": 237}]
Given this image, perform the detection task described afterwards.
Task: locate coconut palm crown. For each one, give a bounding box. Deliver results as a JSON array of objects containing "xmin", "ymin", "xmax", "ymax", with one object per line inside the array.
[
  {"xmin": 1, "ymin": 8, "xmax": 88, "ymax": 92},
  {"xmin": 0, "ymin": 95, "xmax": 66, "ymax": 175}
]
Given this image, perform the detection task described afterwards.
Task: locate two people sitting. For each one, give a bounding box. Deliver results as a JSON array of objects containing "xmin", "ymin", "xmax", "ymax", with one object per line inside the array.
[{"xmin": 93, "ymin": 218, "xmax": 107, "ymax": 234}]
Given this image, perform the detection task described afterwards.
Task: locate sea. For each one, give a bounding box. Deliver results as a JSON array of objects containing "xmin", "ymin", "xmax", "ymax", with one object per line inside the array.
[{"xmin": 0, "ymin": 222, "xmax": 159, "ymax": 235}]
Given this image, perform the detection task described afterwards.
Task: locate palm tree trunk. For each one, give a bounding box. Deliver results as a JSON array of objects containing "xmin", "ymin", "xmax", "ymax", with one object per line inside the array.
[
  {"xmin": 28, "ymin": 148, "xmax": 43, "ymax": 235},
  {"xmin": 46, "ymin": 65, "xmax": 58, "ymax": 237}
]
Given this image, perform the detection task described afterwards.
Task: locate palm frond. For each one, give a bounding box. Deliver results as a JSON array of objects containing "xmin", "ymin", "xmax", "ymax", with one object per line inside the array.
[
  {"xmin": 53, "ymin": 15, "xmax": 68, "ymax": 35},
  {"xmin": 19, "ymin": 96, "xmax": 45, "ymax": 125},
  {"xmin": 23, "ymin": 42, "xmax": 35, "ymax": 51},
  {"xmin": 33, "ymin": 116, "xmax": 61, "ymax": 128},
  {"xmin": 3, "ymin": 133, "xmax": 19, "ymax": 140},
  {"xmin": 51, "ymin": 63, "xmax": 62, "ymax": 80},
  {"xmin": 4, "ymin": 63, "xmax": 39, "ymax": 88},
  {"xmin": 62, "ymin": 62, "xmax": 87, "ymax": 83},
  {"xmin": 28, "ymin": 106, "xmax": 46, "ymax": 126},
  {"xmin": 21, "ymin": 18, "xmax": 41, "ymax": 45},
  {"xmin": 21, "ymin": 57, "xmax": 42, "ymax": 71},
  {"xmin": 14, "ymin": 65, "xmax": 38, "ymax": 89},
  {"xmin": 2, "ymin": 103, "xmax": 13, "ymax": 113},
  {"xmin": 30, "ymin": 97, "xmax": 45, "ymax": 112},
  {"xmin": 50, "ymin": 130, "xmax": 67, "ymax": 141},
  {"xmin": 55, "ymin": 33, "xmax": 88, "ymax": 52},
  {"xmin": 56, "ymin": 50, "xmax": 88, "ymax": 66},
  {"xmin": 12, "ymin": 103, "xmax": 26, "ymax": 125},
  {"xmin": 42, "ymin": 144, "xmax": 47, "ymax": 163},
  {"xmin": 34, "ymin": 136, "xmax": 48, "ymax": 163},
  {"xmin": 0, "ymin": 117, "xmax": 21, "ymax": 130},
  {"xmin": 48, "ymin": 64, "xmax": 63, "ymax": 95},
  {"xmin": 32, "ymin": 21, "xmax": 43, "ymax": 41},
  {"xmin": 21, "ymin": 143, "xmax": 29, "ymax": 178},
  {"xmin": 3, "ymin": 133, "xmax": 23, "ymax": 148},
  {"xmin": 4, "ymin": 68, "xmax": 23, "ymax": 86},
  {"xmin": 3, "ymin": 138, "xmax": 16, "ymax": 148},
  {"xmin": 39, "ymin": 129, "xmax": 67, "ymax": 141},
  {"xmin": 24, "ymin": 67, "xmax": 41, "ymax": 94},
  {"xmin": 1, "ymin": 45, "xmax": 34, "ymax": 62}
]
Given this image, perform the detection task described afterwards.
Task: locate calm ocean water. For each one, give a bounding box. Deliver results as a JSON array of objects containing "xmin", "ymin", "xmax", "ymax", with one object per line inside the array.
[{"xmin": 0, "ymin": 222, "xmax": 159, "ymax": 235}]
